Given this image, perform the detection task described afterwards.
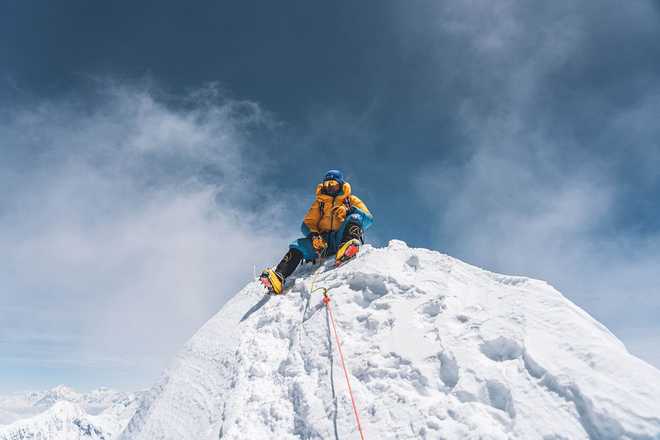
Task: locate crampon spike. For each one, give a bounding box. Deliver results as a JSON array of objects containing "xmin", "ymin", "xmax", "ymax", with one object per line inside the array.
[{"xmin": 259, "ymin": 277, "xmax": 272, "ymax": 289}]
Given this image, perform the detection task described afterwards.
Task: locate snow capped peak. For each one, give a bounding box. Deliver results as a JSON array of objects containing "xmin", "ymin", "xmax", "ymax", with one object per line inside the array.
[
  {"xmin": 47, "ymin": 400, "xmax": 86, "ymax": 418},
  {"xmin": 51, "ymin": 385, "xmax": 78, "ymax": 395},
  {"xmin": 0, "ymin": 386, "xmax": 144, "ymax": 439},
  {"xmin": 0, "ymin": 400, "xmax": 111, "ymax": 440},
  {"xmin": 34, "ymin": 385, "xmax": 83, "ymax": 408},
  {"xmin": 116, "ymin": 241, "xmax": 660, "ymax": 439}
]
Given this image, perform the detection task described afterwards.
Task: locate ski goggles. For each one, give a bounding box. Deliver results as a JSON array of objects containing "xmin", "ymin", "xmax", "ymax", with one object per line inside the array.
[{"xmin": 322, "ymin": 179, "xmax": 341, "ymax": 194}]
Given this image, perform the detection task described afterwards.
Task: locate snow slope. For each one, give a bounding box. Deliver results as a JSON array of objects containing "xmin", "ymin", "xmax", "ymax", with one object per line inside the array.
[
  {"xmin": 120, "ymin": 240, "xmax": 660, "ymax": 439},
  {"xmin": 0, "ymin": 390, "xmax": 46, "ymax": 425},
  {"xmin": 0, "ymin": 387, "xmax": 142, "ymax": 439}
]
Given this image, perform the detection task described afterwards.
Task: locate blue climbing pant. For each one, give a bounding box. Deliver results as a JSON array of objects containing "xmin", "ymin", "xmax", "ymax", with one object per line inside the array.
[{"xmin": 289, "ymin": 213, "xmax": 371, "ymax": 261}]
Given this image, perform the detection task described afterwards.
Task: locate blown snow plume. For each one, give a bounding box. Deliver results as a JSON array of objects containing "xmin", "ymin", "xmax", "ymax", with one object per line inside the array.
[{"xmin": 120, "ymin": 241, "xmax": 660, "ymax": 439}]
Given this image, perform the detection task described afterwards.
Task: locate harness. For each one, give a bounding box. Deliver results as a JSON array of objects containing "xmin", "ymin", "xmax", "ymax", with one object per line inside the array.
[
  {"xmin": 316, "ymin": 201, "xmax": 325, "ymax": 233},
  {"xmin": 343, "ymin": 197, "xmax": 352, "ymax": 210},
  {"xmin": 317, "ymin": 197, "xmax": 352, "ymax": 231}
]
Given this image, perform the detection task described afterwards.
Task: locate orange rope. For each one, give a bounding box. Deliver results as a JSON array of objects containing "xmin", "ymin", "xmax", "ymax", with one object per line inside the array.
[{"xmin": 323, "ymin": 292, "xmax": 366, "ymax": 440}]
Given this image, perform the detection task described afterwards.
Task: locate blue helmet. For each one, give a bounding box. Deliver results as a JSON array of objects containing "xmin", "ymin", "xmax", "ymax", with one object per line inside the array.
[{"xmin": 323, "ymin": 169, "xmax": 344, "ymax": 185}]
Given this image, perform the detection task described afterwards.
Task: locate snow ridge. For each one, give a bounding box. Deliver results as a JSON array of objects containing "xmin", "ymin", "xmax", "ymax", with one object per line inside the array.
[
  {"xmin": 0, "ymin": 387, "xmax": 143, "ymax": 440},
  {"xmin": 120, "ymin": 240, "xmax": 660, "ymax": 439}
]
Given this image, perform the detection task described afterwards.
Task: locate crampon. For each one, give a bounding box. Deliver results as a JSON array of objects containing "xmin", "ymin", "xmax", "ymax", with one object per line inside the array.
[{"xmin": 335, "ymin": 239, "xmax": 360, "ymax": 266}]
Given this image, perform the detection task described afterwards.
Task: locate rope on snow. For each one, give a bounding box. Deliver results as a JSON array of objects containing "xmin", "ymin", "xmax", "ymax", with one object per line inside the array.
[{"xmin": 316, "ymin": 287, "xmax": 366, "ymax": 440}]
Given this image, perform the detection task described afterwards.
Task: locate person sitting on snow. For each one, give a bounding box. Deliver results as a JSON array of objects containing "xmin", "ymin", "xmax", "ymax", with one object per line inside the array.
[{"xmin": 260, "ymin": 169, "xmax": 373, "ymax": 294}]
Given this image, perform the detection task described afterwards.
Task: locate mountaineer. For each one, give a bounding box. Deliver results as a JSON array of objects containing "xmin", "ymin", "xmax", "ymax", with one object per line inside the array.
[{"xmin": 260, "ymin": 169, "xmax": 373, "ymax": 294}]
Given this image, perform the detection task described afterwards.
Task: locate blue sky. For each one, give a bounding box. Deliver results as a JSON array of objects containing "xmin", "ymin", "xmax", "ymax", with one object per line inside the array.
[{"xmin": 1, "ymin": 0, "xmax": 659, "ymax": 392}]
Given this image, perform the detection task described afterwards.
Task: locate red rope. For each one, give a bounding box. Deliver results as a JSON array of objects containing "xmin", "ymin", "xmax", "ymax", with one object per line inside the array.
[{"xmin": 323, "ymin": 293, "xmax": 366, "ymax": 440}]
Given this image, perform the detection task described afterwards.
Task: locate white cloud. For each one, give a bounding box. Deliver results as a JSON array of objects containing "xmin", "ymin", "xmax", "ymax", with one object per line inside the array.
[{"xmin": 0, "ymin": 82, "xmax": 291, "ymax": 390}]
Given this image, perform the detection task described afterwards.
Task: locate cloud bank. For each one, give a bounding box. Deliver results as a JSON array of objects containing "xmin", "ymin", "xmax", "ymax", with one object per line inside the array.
[{"xmin": 0, "ymin": 82, "xmax": 291, "ymax": 390}]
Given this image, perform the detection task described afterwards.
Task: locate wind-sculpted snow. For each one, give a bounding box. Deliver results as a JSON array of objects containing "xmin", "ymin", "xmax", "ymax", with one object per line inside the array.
[{"xmin": 120, "ymin": 240, "xmax": 660, "ymax": 439}]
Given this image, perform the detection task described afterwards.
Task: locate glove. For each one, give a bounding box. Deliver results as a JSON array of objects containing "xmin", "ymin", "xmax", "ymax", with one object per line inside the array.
[
  {"xmin": 332, "ymin": 205, "xmax": 348, "ymax": 222},
  {"xmin": 311, "ymin": 233, "xmax": 327, "ymax": 253}
]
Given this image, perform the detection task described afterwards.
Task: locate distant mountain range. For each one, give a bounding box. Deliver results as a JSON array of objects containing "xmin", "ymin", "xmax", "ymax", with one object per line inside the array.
[{"xmin": 0, "ymin": 385, "xmax": 144, "ymax": 440}]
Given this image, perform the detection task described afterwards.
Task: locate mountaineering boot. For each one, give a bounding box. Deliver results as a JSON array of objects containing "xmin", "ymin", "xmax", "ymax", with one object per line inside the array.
[
  {"xmin": 336, "ymin": 221, "xmax": 363, "ymax": 265},
  {"xmin": 259, "ymin": 269, "xmax": 284, "ymax": 295},
  {"xmin": 259, "ymin": 249, "xmax": 303, "ymax": 295},
  {"xmin": 336, "ymin": 238, "xmax": 361, "ymax": 266}
]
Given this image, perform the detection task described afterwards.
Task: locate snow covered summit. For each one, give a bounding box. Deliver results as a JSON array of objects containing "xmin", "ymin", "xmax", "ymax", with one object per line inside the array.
[
  {"xmin": 0, "ymin": 386, "xmax": 143, "ymax": 440},
  {"xmin": 120, "ymin": 240, "xmax": 660, "ymax": 440}
]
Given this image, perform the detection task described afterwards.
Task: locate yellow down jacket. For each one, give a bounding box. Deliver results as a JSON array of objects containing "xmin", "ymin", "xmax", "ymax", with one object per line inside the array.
[{"xmin": 302, "ymin": 182, "xmax": 371, "ymax": 234}]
